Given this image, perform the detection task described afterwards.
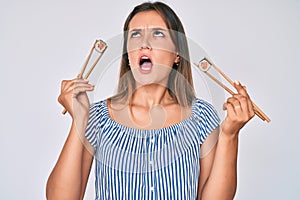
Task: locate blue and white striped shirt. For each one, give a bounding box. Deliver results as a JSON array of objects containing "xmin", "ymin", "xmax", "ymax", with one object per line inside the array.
[{"xmin": 85, "ymin": 98, "xmax": 220, "ymax": 200}]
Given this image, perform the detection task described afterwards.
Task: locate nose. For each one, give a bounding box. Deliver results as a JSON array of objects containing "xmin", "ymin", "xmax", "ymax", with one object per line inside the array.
[
  {"xmin": 141, "ymin": 45, "xmax": 152, "ymax": 50},
  {"xmin": 140, "ymin": 34, "xmax": 152, "ymax": 50}
]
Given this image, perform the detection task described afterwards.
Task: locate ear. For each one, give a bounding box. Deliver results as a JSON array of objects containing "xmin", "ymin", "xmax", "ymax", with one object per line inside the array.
[{"xmin": 174, "ymin": 54, "xmax": 180, "ymax": 64}]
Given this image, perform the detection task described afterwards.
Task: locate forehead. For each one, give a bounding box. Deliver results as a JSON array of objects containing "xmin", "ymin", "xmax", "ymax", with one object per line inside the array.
[{"xmin": 128, "ymin": 10, "xmax": 168, "ymax": 30}]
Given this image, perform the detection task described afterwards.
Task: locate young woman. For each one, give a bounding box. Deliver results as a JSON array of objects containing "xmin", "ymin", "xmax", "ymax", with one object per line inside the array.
[{"xmin": 46, "ymin": 2, "xmax": 254, "ymax": 200}]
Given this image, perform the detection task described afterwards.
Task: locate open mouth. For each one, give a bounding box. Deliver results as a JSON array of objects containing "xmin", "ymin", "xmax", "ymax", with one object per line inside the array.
[{"xmin": 139, "ymin": 55, "xmax": 153, "ymax": 73}]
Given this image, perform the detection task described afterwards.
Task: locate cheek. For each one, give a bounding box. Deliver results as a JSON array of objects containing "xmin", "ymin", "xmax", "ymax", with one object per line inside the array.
[
  {"xmin": 127, "ymin": 52, "xmax": 139, "ymax": 68},
  {"xmin": 151, "ymin": 39, "xmax": 175, "ymax": 52},
  {"xmin": 155, "ymin": 51, "xmax": 177, "ymax": 67},
  {"xmin": 127, "ymin": 39, "xmax": 141, "ymax": 53}
]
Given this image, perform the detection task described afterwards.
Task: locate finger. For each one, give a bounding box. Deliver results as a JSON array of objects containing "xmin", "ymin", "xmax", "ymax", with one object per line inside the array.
[
  {"xmin": 223, "ymin": 102, "xmax": 236, "ymax": 117},
  {"xmin": 233, "ymin": 80, "xmax": 255, "ymax": 116},
  {"xmin": 233, "ymin": 94, "xmax": 248, "ymax": 113},
  {"xmin": 62, "ymin": 78, "xmax": 89, "ymax": 86},
  {"xmin": 72, "ymin": 83, "xmax": 94, "ymax": 90},
  {"xmin": 68, "ymin": 84, "xmax": 94, "ymax": 96},
  {"xmin": 70, "ymin": 78, "xmax": 90, "ymax": 86},
  {"xmin": 61, "ymin": 79, "xmax": 80, "ymax": 92},
  {"xmin": 226, "ymin": 96, "xmax": 242, "ymax": 113},
  {"xmin": 234, "ymin": 80, "xmax": 249, "ymax": 98},
  {"xmin": 72, "ymin": 77, "xmax": 89, "ymax": 82},
  {"xmin": 72, "ymin": 86, "xmax": 94, "ymax": 97},
  {"xmin": 248, "ymin": 100, "xmax": 255, "ymax": 118},
  {"xmin": 61, "ymin": 80, "xmax": 71, "ymax": 92},
  {"xmin": 62, "ymin": 79, "xmax": 90, "ymax": 92},
  {"xmin": 59, "ymin": 85, "xmax": 93, "ymax": 105}
]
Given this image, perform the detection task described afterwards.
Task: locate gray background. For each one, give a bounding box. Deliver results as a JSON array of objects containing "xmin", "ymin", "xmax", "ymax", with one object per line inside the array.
[{"xmin": 1, "ymin": 0, "xmax": 299, "ymax": 199}]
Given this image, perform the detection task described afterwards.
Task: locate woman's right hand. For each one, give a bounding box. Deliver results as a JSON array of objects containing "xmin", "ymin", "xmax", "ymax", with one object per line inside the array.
[
  {"xmin": 47, "ymin": 78, "xmax": 95, "ymax": 200},
  {"xmin": 58, "ymin": 78, "xmax": 94, "ymax": 119}
]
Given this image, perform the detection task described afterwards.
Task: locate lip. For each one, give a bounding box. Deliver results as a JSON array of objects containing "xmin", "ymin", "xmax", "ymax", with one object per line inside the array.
[
  {"xmin": 138, "ymin": 54, "xmax": 153, "ymax": 64},
  {"xmin": 138, "ymin": 54, "xmax": 153, "ymax": 74}
]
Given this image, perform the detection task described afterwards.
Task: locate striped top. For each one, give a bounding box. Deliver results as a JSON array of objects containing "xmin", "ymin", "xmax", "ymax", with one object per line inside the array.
[{"xmin": 85, "ymin": 98, "xmax": 220, "ymax": 200}]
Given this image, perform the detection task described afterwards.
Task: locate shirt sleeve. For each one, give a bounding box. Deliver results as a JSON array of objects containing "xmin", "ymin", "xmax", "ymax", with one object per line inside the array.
[
  {"xmin": 200, "ymin": 99, "xmax": 220, "ymax": 143},
  {"xmin": 193, "ymin": 99, "xmax": 221, "ymax": 158},
  {"xmin": 193, "ymin": 99, "xmax": 220, "ymax": 144},
  {"xmin": 85, "ymin": 102, "xmax": 102, "ymax": 149}
]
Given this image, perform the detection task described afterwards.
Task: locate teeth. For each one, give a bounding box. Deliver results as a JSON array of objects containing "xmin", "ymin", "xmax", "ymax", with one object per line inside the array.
[
  {"xmin": 141, "ymin": 66, "xmax": 151, "ymax": 70},
  {"xmin": 139, "ymin": 55, "xmax": 152, "ymax": 71}
]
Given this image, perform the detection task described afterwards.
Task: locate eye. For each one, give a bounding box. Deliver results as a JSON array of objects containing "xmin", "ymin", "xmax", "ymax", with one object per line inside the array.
[
  {"xmin": 153, "ymin": 30, "xmax": 165, "ymax": 37},
  {"xmin": 130, "ymin": 31, "xmax": 141, "ymax": 38}
]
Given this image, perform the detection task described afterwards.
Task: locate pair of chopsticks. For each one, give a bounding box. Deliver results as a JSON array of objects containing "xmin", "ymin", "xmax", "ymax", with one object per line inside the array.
[
  {"xmin": 62, "ymin": 39, "xmax": 108, "ymax": 114},
  {"xmin": 77, "ymin": 39, "xmax": 108, "ymax": 80},
  {"xmin": 193, "ymin": 57, "xmax": 270, "ymax": 122}
]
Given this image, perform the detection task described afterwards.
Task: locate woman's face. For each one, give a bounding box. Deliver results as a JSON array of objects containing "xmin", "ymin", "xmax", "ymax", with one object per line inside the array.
[{"xmin": 127, "ymin": 10, "xmax": 179, "ymax": 86}]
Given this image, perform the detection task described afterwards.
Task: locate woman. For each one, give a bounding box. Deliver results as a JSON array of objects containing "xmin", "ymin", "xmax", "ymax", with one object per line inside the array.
[{"xmin": 46, "ymin": 2, "xmax": 254, "ymax": 200}]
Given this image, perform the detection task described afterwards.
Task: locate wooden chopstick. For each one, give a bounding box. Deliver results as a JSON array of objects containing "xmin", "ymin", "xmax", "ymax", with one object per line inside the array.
[
  {"xmin": 199, "ymin": 69, "xmax": 266, "ymax": 121},
  {"xmin": 194, "ymin": 57, "xmax": 270, "ymax": 122},
  {"xmin": 77, "ymin": 40, "xmax": 98, "ymax": 79},
  {"xmin": 83, "ymin": 44, "xmax": 107, "ymax": 79},
  {"xmin": 204, "ymin": 57, "xmax": 270, "ymax": 122},
  {"xmin": 62, "ymin": 40, "xmax": 107, "ymax": 115}
]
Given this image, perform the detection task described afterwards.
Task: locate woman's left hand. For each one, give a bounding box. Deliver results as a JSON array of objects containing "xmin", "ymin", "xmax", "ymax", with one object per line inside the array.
[{"xmin": 221, "ymin": 80, "xmax": 255, "ymax": 136}]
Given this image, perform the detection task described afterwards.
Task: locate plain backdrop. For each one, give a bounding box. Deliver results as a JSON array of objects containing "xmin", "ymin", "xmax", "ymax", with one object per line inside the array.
[{"xmin": 1, "ymin": 0, "xmax": 299, "ymax": 199}]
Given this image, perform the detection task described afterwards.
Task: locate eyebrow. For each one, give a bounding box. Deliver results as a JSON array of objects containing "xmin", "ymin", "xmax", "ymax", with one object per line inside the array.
[{"xmin": 129, "ymin": 27, "xmax": 168, "ymax": 32}]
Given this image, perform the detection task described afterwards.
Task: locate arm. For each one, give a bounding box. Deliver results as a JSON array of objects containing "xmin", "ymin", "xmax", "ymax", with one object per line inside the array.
[
  {"xmin": 198, "ymin": 130, "xmax": 238, "ymax": 200},
  {"xmin": 46, "ymin": 78, "xmax": 95, "ymax": 199},
  {"xmin": 46, "ymin": 123, "xmax": 94, "ymax": 199},
  {"xmin": 198, "ymin": 81, "xmax": 255, "ymax": 200}
]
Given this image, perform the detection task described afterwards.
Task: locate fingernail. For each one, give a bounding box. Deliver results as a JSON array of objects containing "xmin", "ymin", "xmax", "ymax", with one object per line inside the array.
[{"xmin": 234, "ymin": 80, "xmax": 240, "ymax": 85}]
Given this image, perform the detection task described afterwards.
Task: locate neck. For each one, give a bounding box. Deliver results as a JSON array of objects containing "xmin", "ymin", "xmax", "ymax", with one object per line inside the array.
[{"xmin": 131, "ymin": 83, "xmax": 175, "ymax": 108}]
